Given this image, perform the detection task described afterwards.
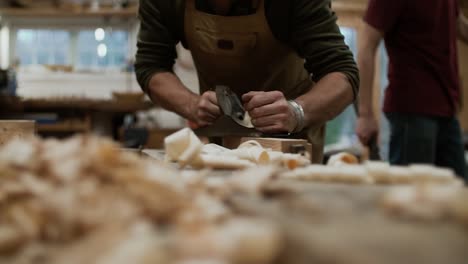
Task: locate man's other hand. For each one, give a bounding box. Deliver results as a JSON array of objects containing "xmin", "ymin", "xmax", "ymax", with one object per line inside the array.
[
  {"xmin": 242, "ymin": 91, "xmax": 297, "ymax": 133},
  {"xmin": 356, "ymin": 115, "xmax": 379, "ymax": 146},
  {"xmin": 190, "ymin": 91, "xmax": 221, "ymax": 127}
]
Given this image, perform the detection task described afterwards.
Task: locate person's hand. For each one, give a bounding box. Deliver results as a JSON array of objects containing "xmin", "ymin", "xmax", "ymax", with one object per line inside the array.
[
  {"xmin": 242, "ymin": 91, "xmax": 297, "ymax": 133},
  {"xmin": 356, "ymin": 115, "xmax": 379, "ymax": 145},
  {"xmin": 190, "ymin": 91, "xmax": 221, "ymax": 127}
]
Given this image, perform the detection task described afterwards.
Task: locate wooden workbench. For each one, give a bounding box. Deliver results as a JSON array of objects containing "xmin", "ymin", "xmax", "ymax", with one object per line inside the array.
[
  {"xmin": 0, "ymin": 96, "xmax": 155, "ymax": 137},
  {"xmin": 143, "ymin": 151, "xmax": 468, "ymax": 264}
]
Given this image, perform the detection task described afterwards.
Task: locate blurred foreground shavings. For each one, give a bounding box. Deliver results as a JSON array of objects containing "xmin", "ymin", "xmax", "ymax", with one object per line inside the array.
[
  {"xmin": 0, "ymin": 136, "xmax": 281, "ymax": 264},
  {"xmin": 0, "ymin": 135, "xmax": 468, "ymax": 264}
]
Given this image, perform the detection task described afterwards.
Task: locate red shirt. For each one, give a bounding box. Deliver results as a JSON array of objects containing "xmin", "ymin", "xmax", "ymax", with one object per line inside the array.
[{"xmin": 365, "ymin": 0, "xmax": 460, "ymax": 117}]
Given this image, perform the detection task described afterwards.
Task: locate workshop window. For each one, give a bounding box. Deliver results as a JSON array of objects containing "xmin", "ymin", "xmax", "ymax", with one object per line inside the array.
[
  {"xmin": 16, "ymin": 29, "xmax": 71, "ymax": 66},
  {"xmin": 76, "ymin": 29, "xmax": 129, "ymax": 69},
  {"xmin": 14, "ymin": 28, "xmax": 129, "ymax": 69},
  {"xmin": 325, "ymin": 27, "xmax": 358, "ymax": 146}
]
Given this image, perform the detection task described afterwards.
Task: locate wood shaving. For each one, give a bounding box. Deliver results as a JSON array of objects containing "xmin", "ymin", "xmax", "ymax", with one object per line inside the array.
[
  {"xmin": 327, "ymin": 152, "xmax": 359, "ymax": 167},
  {"xmin": 382, "ymin": 185, "xmax": 468, "ymax": 224},
  {"xmin": 165, "ymin": 129, "xmax": 310, "ymax": 170}
]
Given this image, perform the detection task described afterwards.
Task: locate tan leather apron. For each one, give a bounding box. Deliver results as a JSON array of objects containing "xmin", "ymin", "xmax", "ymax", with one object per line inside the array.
[{"xmin": 184, "ymin": 0, "xmax": 325, "ymax": 163}]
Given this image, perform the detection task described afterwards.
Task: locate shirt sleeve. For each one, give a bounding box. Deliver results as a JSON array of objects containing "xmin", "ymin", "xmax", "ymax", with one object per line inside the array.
[
  {"xmin": 290, "ymin": 0, "xmax": 360, "ymax": 99},
  {"xmin": 134, "ymin": 0, "xmax": 179, "ymax": 93},
  {"xmin": 364, "ymin": 0, "xmax": 406, "ymax": 33}
]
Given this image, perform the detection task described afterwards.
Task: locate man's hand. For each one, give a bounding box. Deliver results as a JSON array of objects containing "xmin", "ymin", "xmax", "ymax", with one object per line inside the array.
[
  {"xmin": 356, "ymin": 115, "xmax": 379, "ymax": 146},
  {"xmin": 242, "ymin": 91, "xmax": 297, "ymax": 133},
  {"xmin": 190, "ymin": 91, "xmax": 221, "ymax": 127},
  {"xmin": 459, "ymin": 12, "xmax": 468, "ymax": 44}
]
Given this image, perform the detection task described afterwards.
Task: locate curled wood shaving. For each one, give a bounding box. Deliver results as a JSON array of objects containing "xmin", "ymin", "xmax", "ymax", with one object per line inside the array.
[{"xmin": 165, "ymin": 128, "xmax": 310, "ymax": 170}]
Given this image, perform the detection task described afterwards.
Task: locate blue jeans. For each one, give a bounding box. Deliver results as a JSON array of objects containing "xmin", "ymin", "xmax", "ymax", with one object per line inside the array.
[{"xmin": 386, "ymin": 113, "xmax": 467, "ymax": 180}]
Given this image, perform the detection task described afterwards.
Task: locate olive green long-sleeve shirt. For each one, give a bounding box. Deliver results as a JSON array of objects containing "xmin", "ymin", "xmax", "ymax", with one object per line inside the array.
[{"xmin": 135, "ymin": 0, "xmax": 359, "ymax": 97}]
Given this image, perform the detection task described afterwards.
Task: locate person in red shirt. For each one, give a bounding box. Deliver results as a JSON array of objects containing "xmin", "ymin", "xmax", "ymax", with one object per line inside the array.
[{"xmin": 356, "ymin": 0, "xmax": 468, "ymax": 179}]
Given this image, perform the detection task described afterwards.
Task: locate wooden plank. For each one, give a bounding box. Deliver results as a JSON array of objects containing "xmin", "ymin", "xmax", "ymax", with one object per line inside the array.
[
  {"xmin": 36, "ymin": 122, "xmax": 88, "ymax": 133},
  {"xmin": 240, "ymin": 137, "xmax": 309, "ymax": 153}
]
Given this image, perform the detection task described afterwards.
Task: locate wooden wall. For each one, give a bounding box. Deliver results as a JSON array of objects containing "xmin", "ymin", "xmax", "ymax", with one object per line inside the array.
[{"xmin": 333, "ymin": 0, "xmax": 468, "ymax": 132}]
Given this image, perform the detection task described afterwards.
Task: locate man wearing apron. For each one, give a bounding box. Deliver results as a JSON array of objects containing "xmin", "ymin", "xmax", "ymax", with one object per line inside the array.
[{"xmin": 135, "ymin": 0, "xmax": 359, "ymax": 163}]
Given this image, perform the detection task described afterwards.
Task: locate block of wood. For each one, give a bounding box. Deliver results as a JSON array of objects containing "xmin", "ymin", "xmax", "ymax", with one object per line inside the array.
[
  {"xmin": 0, "ymin": 120, "xmax": 35, "ymax": 146},
  {"xmin": 241, "ymin": 137, "xmax": 310, "ymax": 152}
]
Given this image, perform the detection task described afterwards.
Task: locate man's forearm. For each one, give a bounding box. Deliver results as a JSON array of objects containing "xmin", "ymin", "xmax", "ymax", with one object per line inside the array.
[
  {"xmin": 295, "ymin": 72, "xmax": 354, "ymax": 126},
  {"xmin": 357, "ymin": 49, "xmax": 377, "ymax": 117},
  {"xmin": 147, "ymin": 72, "xmax": 199, "ymax": 121}
]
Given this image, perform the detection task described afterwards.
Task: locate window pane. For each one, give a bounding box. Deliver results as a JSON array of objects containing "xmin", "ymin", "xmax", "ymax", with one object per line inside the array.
[
  {"xmin": 79, "ymin": 51, "xmax": 94, "ymax": 66},
  {"xmin": 16, "ymin": 30, "xmax": 36, "ymax": 66},
  {"xmin": 54, "ymin": 51, "xmax": 67, "ymax": 65},
  {"xmin": 37, "ymin": 30, "xmax": 54, "ymax": 46},
  {"xmin": 17, "ymin": 51, "xmax": 33, "ymax": 65},
  {"xmin": 15, "ymin": 29, "xmax": 70, "ymax": 66},
  {"xmin": 76, "ymin": 29, "xmax": 129, "ymax": 69},
  {"xmin": 37, "ymin": 52, "xmax": 51, "ymax": 65},
  {"xmin": 17, "ymin": 29, "xmax": 35, "ymax": 43}
]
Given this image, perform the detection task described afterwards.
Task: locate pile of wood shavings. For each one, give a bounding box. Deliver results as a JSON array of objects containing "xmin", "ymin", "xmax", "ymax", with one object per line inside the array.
[
  {"xmin": 0, "ymin": 136, "xmax": 281, "ymax": 264},
  {"xmin": 282, "ymin": 152, "xmax": 463, "ymax": 186},
  {"xmin": 382, "ymin": 185, "xmax": 468, "ymax": 224},
  {"xmin": 164, "ymin": 128, "xmax": 310, "ymax": 170}
]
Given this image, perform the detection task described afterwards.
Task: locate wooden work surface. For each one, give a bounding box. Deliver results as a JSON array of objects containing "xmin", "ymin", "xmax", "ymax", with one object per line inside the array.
[
  {"xmin": 142, "ymin": 151, "xmax": 468, "ymax": 264},
  {"xmin": 228, "ymin": 180, "xmax": 468, "ymax": 264}
]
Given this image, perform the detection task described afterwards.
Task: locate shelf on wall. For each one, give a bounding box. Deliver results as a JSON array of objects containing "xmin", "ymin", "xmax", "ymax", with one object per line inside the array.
[
  {"xmin": 36, "ymin": 117, "xmax": 92, "ymax": 133},
  {"xmin": 0, "ymin": 6, "xmax": 137, "ymax": 18},
  {"xmin": 37, "ymin": 122, "xmax": 90, "ymax": 133}
]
